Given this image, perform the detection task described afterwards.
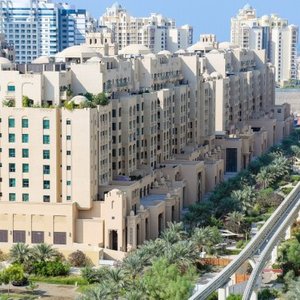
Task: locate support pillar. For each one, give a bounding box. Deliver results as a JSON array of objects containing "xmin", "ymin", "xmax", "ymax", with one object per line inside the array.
[
  {"xmin": 250, "ymin": 289, "xmax": 258, "ymax": 300},
  {"xmin": 285, "ymin": 226, "xmax": 291, "ymax": 240},
  {"xmin": 271, "ymin": 245, "xmax": 278, "ymax": 264},
  {"xmin": 218, "ymin": 286, "xmax": 228, "ymax": 300}
]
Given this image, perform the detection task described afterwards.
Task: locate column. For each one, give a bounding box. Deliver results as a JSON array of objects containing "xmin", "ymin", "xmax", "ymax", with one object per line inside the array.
[
  {"xmin": 271, "ymin": 245, "xmax": 278, "ymax": 264},
  {"xmin": 250, "ymin": 289, "xmax": 258, "ymax": 300},
  {"xmin": 285, "ymin": 226, "xmax": 291, "ymax": 240},
  {"xmin": 218, "ymin": 286, "xmax": 227, "ymax": 300}
]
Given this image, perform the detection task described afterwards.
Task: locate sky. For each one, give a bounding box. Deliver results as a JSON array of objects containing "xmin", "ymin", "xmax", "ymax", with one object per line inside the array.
[{"xmin": 71, "ymin": 0, "xmax": 300, "ymax": 43}]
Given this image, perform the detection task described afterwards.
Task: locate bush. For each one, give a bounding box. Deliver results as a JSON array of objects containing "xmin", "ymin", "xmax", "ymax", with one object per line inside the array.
[
  {"xmin": 0, "ymin": 250, "xmax": 9, "ymax": 262},
  {"xmin": 68, "ymin": 250, "xmax": 89, "ymax": 267},
  {"xmin": 81, "ymin": 266, "xmax": 108, "ymax": 284},
  {"xmin": 31, "ymin": 261, "xmax": 70, "ymax": 277},
  {"xmin": 291, "ymin": 175, "xmax": 300, "ymax": 182},
  {"xmin": 30, "ymin": 275, "xmax": 87, "ymax": 286},
  {"xmin": 282, "ymin": 187, "xmax": 293, "ymax": 196}
]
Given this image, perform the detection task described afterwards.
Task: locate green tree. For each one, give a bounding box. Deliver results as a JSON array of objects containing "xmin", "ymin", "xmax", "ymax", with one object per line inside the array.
[
  {"xmin": 31, "ymin": 243, "xmax": 58, "ymax": 262},
  {"xmin": 225, "ymin": 211, "xmax": 245, "ymax": 234},
  {"xmin": 286, "ymin": 277, "xmax": 300, "ymax": 300},
  {"xmin": 93, "ymin": 92, "xmax": 109, "ymax": 106},
  {"xmin": 231, "ymin": 185, "xmax": 256, "ymax": 213},
  {"xmin": 256, "ymin": 167, "xmax": 274, "ymax": 189},
  {"xmin": 0, "ymin": 264, "xmax": 25, "ymax": 296},
  {"xmin": 226, "ymin": 295, "xmax": 242, "ymax": 300},
  {"xmin": 22, "ymin": 95, "xmax": 31, "ymax": 107},
  {"xmin": 142, "ymin": 258, "xmax": 196, "ymax": 300},
  {"xmin": 9, "ymin": 243, "xmax": 32, "ymax": 264}
]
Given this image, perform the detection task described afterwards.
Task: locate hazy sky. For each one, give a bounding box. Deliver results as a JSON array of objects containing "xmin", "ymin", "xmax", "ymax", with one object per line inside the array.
[{"xmin": 72, "ymin": 0, "xmax": 300, "ymax": 42}]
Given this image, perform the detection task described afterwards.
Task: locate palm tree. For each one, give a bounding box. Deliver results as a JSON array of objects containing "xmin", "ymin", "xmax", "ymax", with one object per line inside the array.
[
  {"xmin": 78, "ymin": 283, "xmax": 112, "ymax": 300},
  {"xmin": 256, "ymin": 167, "xmax": 274, "ymax": 189},
  {"xmin": 192, "ymin": 227, "xmax": 222, "ymax": 254},
  {"xmin": 163, "ymin": 240, "xmax": 198, "ymax": 270},
  {"xmin": 31, "ymin": 243, "xmax": 58, "ymax": 262},
  {"xmin": 160, "ymin": 222, "xmax": 187, "ymax": 244},
  {"xmin": 231, "ymin": 185, "xmax": 256, "ymax": 213},
  {"xmin": 122, "ymin": 253, "xmax": 146, "ymax": 279},
  {"xmin": 286, "ymin": 278, "xmax": 300, "ymax": 300},
  {"xmin": 9, "ymin": 243, "xmax": 32, "ymax": 264},
  {"xmin": 225, "ymin": 211, "xmax": 245, "ymax": 234}
]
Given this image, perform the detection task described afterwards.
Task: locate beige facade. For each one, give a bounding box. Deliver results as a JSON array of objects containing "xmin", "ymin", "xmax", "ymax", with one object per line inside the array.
[{"xmin": 0, "ymin": 42, "xmax": 292, "ymax": 263}]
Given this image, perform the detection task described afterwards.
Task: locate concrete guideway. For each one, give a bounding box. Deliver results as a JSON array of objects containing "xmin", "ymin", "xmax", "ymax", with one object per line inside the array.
[{"xmin": 189, "ymin": 183, "xmax": 300, "ymax": 300}]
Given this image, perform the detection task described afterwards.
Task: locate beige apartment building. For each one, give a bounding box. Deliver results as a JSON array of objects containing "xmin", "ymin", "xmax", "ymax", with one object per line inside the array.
[{"xmin": 0, "ymin": 40, "xmax": 292, "ymax": 263}]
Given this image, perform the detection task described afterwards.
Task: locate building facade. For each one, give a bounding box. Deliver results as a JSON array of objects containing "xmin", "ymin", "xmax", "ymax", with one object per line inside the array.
[
  {"xmin": 0, "ymin": 40, "xmax": 292, "ymax": 263},
  {"xmin": 0, "ymin": 0, "xmax": 91, "ymax": 64},
  {"xmin": 231, "ymin": 4, "xmax": 298, "ymax": 85},
  {"xmin": 99, "ymin": 3, "xmax": 193, "ymax": 53}
]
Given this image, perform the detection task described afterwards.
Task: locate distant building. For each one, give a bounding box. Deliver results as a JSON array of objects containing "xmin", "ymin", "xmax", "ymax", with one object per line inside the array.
[
  {"xmin": 0, "ymin": 34, "xmax": 14, "ymax": 62},
  {"xmin": 231, "ymin": 4, "xmax": 298, "ymax": 85},
  {"xmin": 99, "ymin": 3, "xmax": 193, "ymax": 53},
  {"xmin": 0, "ymin": 0, "xmax": 93, "ymax": 64}
]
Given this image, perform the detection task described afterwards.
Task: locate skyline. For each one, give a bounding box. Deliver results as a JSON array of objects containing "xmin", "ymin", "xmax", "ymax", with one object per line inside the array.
[{"xmin": 74, "ymin": 0, "xmax": 300, "ymax": 42}]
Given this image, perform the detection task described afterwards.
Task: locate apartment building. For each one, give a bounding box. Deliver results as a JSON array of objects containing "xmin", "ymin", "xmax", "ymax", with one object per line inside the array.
[
  {"xmin": 99, "ymin": 3, "xmax": 193, "ymax": 53},
  {"xmin": 0, "ymin": 0, "xmax": 91, "ymax": 64},
  {"xmin": 231, "ymin": 4, "xmax": 299, "ymax": 85},
  {"xmin": 0, "ymin": 41, "xmax": 292, "ymax": 262}
]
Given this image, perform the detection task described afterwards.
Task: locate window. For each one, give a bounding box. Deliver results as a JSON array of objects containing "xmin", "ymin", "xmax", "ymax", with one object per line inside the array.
[
  {"xmin": 66, "ymin": 120, "xmax": 71, "ymax": 125},
  {"xmin": 66, "ymin": 181, "xmax": 71, "ymax": 186},
  {"xmin": 22, "ymin": 149, "xmax": 29, "ymax": 158},
  {"xmin": 43, "ymin": 180, "xmax": 50, "ymax": 189},
  {"xmin": 9, "ymin": 133, "xmax": 15, "ymax": 143},
  {"xmin": 9, "ymin": 193, "xmax": 16, "ymax": 201},
  {"xmin": 66, "ymin": 151, "xmax": 71, "ymax": 155},
  {"xmin": 43, "ymin": 135, "xmax": 50, "ymax": 144},
  {"xmin": 66, "ymin": 166, "xmax": 71, "ymax": 171},
  {"xmin": 22, "ymin": 193, "xmax": 29, "ymax": 202},
  {"xmin": 8, "ymin": 118, "xmax": 15, "ymax": 128},
  {"xmin": 43, "ymin": 150, "xmax": 50, "ymax": 159},
  {"xmin": 53, "ymin": 232, "xmax": 66, "ymax": 245},
  {"xmin": 22, "ymin": 134, "xmax": 29, "ymax": 143},
  {"xmin": 67, "ymin": 196, "xmax": 71, "ymax": 201},
  {"xmin": 22, "ymin": 118, "xmax": 28, "ymax": 128},
  {"xmin": 66, "ymin": 135, "xmax": 71, "ymax": 140},
  {"xmin": 22, "ymin": 179, "xmax": 29, "ymax": 188},
  {"xmin": 9, "ymin": 148, "xmax": 15, "ymax": 158},
  {"xmin": 9, "ymin": 178, "xmax": 16, "ymax": 187},
  {"xmin": 22, "ymin": 163, "xmax": 29, "ymax": 173},
  {"xmin": 13, "ymin": 230, "xmax": 25, "ymax": 243},
  {"xmin": 43, "ymin": 119, "xmax": 50, "ymax": 129},
  {"xmin": 43, "ymin": 195, "xmax": 50, "ymax": 202},
  {"xmin": 7, "ymin": 85, "xmax": 15, "ymax": 92},
  {"xmin": 9, "ymin": 163, "xmax": 15, "ymax": 172},
  {"xmin": 32, "ymin": 231, "xmax": 44, "ymax": 244},
  {"xmin": 0, "ymin": 230, "xmax": 8, "ymax": 243},
  {"xmin": 43, "ymin": 165, "xmax": 50, "ymax": 175}
]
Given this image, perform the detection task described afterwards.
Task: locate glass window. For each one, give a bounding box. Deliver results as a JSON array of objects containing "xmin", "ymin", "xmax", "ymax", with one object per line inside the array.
[
  {"xmin": 43, "ymin": 165, "xmax": 50, "ymax": 175},
  {"xmin": 7, "ymin": 85, "xmax": 15, "ymax": 92},
  {"xmin": 66, "ymin": 135, "xmax": 71, "ymax": 140},
  {"xmin": 43, "ymin": 135, "xmax": 50, "ymax": 144},
  {"xmin": 22, "ymin": 163, "xmax": 29, "ymax": 173},
  {"xmin": 43, "ymin": 195, "xmax": 50, "ymax": 202},
  {"xmin": 22, "ymin": 179, "xmax": 29, "ymax": 188},
  {"xmin": 22, "ymin": 193, "xmax": 29, "ymax": 202},
  {"xmin": 8, "ymin": 118, "xmax": 15, "ymax": 128},
  {"xmin": 8, "ymin": 133, "xmax": 15, "ymax": 143},
  {"xmin": 9, "ymin": 193, "xmax": 16, "ymax": 201},
  {"xmin": 67, "ymin": 196, "xmax": 71, "ymax": 201},
  {"xmin": 22, "ymin": 149, "xmax": 29, "ymax": 158},
  {"xmin": 66, "ymin": 151, "xmax": 71, "ymax": 155},
  {"xmin": 43, "ymin": 180, "xmax": 50, "ymax": 189},
  {"xmin": 22, "ymin": 134, "xmax": 29, "ymax": 143},
  {"xmin": 43, "ymin": 150, "xmax": 50, "ymax": 159},
  {"xmin": 9, "ymin": 148, "xmax": 15, "ymax": 158},
  {"xmin": 9, "ymin": 178, "xmax": 16, "ymax": 187},
  {"xmin": 66, "ymin": 181, "xmax": 71, "ymax": 186},
  {"xmin": 66, "ymin": 120, "xmax": 71, "ymax": 125},
  {"xmin": 43, "ymin": 119, "xmax": 50, "ymax": 129},
  {"xmin": 9, "ymin": 163, "xmax": 15, "ymax": 172},
  {"xmin": 22, "ymin": 118, "xmax": 29, "ymax": 128}
]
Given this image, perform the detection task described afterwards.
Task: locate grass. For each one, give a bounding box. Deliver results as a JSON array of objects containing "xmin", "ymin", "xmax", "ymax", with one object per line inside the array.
[{"xmin": 29, "ymin": 275, "xmax": 88, "ymax": 286}]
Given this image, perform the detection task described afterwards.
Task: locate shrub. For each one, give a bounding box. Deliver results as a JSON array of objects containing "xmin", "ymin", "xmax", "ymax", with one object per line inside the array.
[
  {"xmin": 31, "ymin": 261, "xmax": 70, "ymax": 277},
  {"xmin": 0, "ymin": 250, "xmax": 9, "ymax": 262},
  {"xmin": 81, "ymin": 266, "xmax": 108, "ymax": 284},
  {"xmin": 68, "ymin": 250, "xmax": 88, "ymax": 267},
  {"xmin": 291, "ymin": 175, "xmax": 300, "ymax": 182},
  {"xmin": 282, "ymin": 187, "xmax": 293, "ymax": 196}
]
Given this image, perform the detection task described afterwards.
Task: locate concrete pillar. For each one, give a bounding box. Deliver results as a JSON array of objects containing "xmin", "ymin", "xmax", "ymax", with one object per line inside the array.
[
  {"xmin": 250, "ymin": 289, "xmax": 258, "ymax": 300},
  {"xmin": 271, "ymin": 245, "xmax": 278, "ymax": 264},
  {"xmin": 285, "ymin": 226, "xmax": 292, "ymax": 240},
  {"xmin": 218, "ymin": 286, "xmax": 228, "ymax": 300}
]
